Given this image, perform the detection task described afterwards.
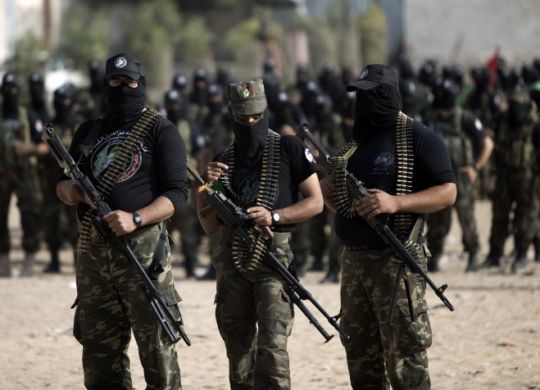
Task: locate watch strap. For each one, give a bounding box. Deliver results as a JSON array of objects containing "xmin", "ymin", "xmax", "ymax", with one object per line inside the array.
[{"xmin": 133, "ymin": 211, "xmax": 143, "ymax": 228}]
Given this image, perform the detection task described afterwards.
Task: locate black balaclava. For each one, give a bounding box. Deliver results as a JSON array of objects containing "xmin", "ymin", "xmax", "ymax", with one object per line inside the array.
[
  {"xmin": 399, "ymin": 78, "xmax": 418, "ymax": 117},
  {"xmin": 207, "ymin": 84, "xmax": 224, "ymax": 115},
  {"xmin": 164, "ymin": 89, "xmax": 184, "ymax": 124},
  {"xmin": 166, "ymin": 105, "xmax": 181, "ymax": 124},
  {"xmin": 106, "ymin": 77, "xmax": 146, "ymax": 123},
  {"xmin": 353, "ymin": 83, "xmax": 402, "ymax": 142},
  {"xmin": 190, "ymin": 69, "xmax": 208, "ymax": 106},
  {"xmin": 1, "ymin": 75, "xmax": 19, "ymax": 119},
  {"xmin": 315, "ymin": 95, "xmax": 334, "ymax": 135},
  {"xmin": 232, "ymin": 109, "xmax": 269, "ymax": 165},
  {"xmin": 433, "ymin": 79, "xmax": 458, "ymax": 111},
  {"xmin": 29, "ymin": 73, "xmax": 47, "ymax": 111},
  {"xmin": 2, "ymin": 91, "xmax": 18, "ymax": 118},
  {"xmin": 508, "ymin": 90, "xmax": 532, "ymax": 127},
  {"xmin": 53, "ymin": 94, "xmax": 73, "ymax": 124},
  {"xmin": 89, "ymin": 60, "xmax": 105, "ymax": 94}
]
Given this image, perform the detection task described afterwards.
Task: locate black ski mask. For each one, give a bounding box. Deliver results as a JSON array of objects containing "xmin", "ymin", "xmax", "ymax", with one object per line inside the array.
[
  {"xmin": 347, "ymin": 65, "xmax": 402, "ymax": 142},
  {"xmin": 2, "ymin": 93, "xmax": 19, "ymax": 118},
  {"xmin": 352, "ymin": 84, "xmax": 402, "ymax": 141},
  {"xmin": 232, "ymin": 109, "xmax": 269, "ymax": 165},
  {"xmin": 104, "ymin": 53, "xmax": 146, "ymax": 123},
  {"xmin": 106, "ymin": 78, "xmax": 146, "ymax": 123},
  {"xmin": 166, "ymin": 106, "xmax": 181, "ymax": 125}
]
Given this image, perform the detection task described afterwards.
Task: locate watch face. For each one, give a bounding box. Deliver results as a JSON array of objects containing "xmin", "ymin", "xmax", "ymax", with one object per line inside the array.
[
  {"xmin": 133, "ymin": 213, "xmax": 142, "ymax": 226},
  {"xmin": 273, "ymin": 211, "xmax": 280, "ymax": 223}
]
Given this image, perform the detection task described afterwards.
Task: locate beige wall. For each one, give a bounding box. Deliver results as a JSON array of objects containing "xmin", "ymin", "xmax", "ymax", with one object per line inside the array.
[{"xmin": 405, "ymin": 0, "xmax": 540, "ymax": 66}]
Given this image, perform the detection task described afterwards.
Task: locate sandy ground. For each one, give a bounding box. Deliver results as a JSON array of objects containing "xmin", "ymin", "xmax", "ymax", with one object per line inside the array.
[{"xmin": 0, "ymin": 198, "xmax": 539, "ymax": 390}]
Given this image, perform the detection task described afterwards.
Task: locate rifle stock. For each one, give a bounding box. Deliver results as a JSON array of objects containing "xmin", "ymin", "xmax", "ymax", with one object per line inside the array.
[
  {"xmin": 43, "ymin": 124, "xmax": 192, "ymax": 346},
  {"xmin": 301, "ymin": 124, "xmax": 454, "ymax": 312}
]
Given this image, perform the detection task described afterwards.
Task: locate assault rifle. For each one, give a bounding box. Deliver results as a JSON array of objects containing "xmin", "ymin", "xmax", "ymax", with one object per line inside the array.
[
  {"xmin": 188, "ymin": 165, "xmax": 349, "ymax": 343},
  {"xmin": 42, "ymin": 125, "xmax": 191, "ymax": 346},
  {"xmin": 301, "ymin": 124, "xmax": 455, "ymax": 316}
]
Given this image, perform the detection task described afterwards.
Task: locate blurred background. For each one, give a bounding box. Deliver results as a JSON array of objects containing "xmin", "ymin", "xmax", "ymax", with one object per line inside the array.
[{"xmin": 1, "ymin": 0, "xmax": 539, "ymax": 102}]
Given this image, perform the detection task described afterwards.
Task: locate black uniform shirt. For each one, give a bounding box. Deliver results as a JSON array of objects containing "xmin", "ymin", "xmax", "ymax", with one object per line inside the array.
[
  {"xmin": 68, "ymin": 113, "xmax": 189, "ymax": 212},
  {"xmin": 335, "ymin": 121, "xmax": 456, "ymax": 248},
  {"xmin": 216, "ymin": 134, "xmax": 318, "ymax": 232}
]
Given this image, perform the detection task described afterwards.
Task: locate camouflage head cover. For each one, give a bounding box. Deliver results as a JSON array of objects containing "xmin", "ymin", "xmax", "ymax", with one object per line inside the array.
[{"xmin": 227, "ymin": 78, "xmax": 268, "ymax": 115}]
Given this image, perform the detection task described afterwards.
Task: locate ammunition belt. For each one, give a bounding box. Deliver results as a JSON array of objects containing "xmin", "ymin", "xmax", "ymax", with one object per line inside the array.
[
  {"xmin": 221, "ymin": 130, "xmax": 281, "ymax": 272},
  {"xmin": 392, "ymin": 111, "xmax": 415, "ymax": 240},
  {"xmin": 77, "ymin": 109, "xmax": 160, "ymax": 253},
  {"xmin": 331, "ymin": 141, "xmax": 358, "ymax": 218}
]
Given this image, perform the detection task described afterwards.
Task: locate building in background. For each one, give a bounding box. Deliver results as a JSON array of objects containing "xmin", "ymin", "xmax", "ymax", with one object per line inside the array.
[{"xmin": 0, "ymin": 0, "xmax": 64, "ymax": 65}]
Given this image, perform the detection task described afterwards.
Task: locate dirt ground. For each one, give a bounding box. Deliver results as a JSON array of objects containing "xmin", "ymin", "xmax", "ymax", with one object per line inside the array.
[{"xmin": 0, "ymin": 199, "xmax": 539, "ymax": 390}]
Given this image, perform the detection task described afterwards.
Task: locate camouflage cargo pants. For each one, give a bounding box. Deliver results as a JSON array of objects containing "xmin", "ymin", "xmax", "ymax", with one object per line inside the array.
[
  {"xmin": 489, "ymin": 170, "xmax": 539, "ymax": 256},
  {"xmin": 0, "ymin": 166, "xmax": 42, "ymax": 254},
  {"xmin": 39, "ymin": 164, "xmax": 78, "ymax": 250},
  {"xmin": 74, "ymin": 222, "xmax": 182, "ymax": 390},
  {"xmin": 291, "ymin": 220, "xmax": 310, "ymax": 271},
  {"xmin": 309, "ymin": 209, "xmax": 328, "ymax": 260},
  {"xmin": 169, "ymin": 193, "xmax": 200, "ymax": 276},
  {"xmin": 212, "ymin": 227, "xmax": 294, "ymax": 390},
  {"xmin": 339, "ymin": 247, "xmax": 432, "ymax": 390},
  {"xmin": 427, "ymin": 173, "xmax": 479, "ymax": 256}
]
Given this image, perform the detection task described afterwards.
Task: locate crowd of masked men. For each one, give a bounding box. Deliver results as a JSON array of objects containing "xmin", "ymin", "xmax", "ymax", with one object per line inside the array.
[{"xmin": 1, "ymin": 56, "xmax": 540, "ymax": 278}]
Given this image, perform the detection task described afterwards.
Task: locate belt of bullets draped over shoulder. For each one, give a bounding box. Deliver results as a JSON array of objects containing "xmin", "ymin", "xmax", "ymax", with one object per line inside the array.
[
  {"xmin": 77, "ymin": 109, "xmax": 160, "ymax": 253},
  {"xmin": 331, "ymin": 111, "xmax": 417, "ymax": 240},
  {"xmin": 220, "ymin": 130, "xmax": 281, "ymax": 272}
]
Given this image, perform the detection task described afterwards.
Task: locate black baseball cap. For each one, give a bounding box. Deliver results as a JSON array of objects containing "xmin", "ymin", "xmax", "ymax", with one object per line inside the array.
[
  {"xmin": 105, "ymin": 53, "xmax": 143, "ymax": 81},
  {"xmin": 347, "ymin": 64, "xmax": 399, "ymax": 91}
]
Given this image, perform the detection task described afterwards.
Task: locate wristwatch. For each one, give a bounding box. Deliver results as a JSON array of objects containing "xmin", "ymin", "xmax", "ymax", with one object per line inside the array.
[
  {"xmin": 132, "ymin": 211, "xmax": 143, "ymax": 228},
  {"xmin": 271, "ymin": 210, "xmax": 281, "ymax": 225}
]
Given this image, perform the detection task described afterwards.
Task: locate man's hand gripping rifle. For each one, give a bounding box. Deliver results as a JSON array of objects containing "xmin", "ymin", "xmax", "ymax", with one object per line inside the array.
[
  {"xmin": 301, "ymin": 124, "xmax": 454, "ymax": 318},
  {"xmin": 42, "ymin": 124, "xmax": 191, "ymax": 346},
  {"xmin": 188, "ymin": 165, "xmax": 350, "ymax": 343}
]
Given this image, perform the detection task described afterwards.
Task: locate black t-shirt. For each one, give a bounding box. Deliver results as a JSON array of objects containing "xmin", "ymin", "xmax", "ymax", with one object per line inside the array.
[
  {"xmin": 215, "ymin": 134, "xmax": 318, "ymax": 232},
  {"xmin": 68, "ymin": 113, "xmax": 189, "ymax": 212},
  {"xmin": 335, "ymin": 121, "xmax": 456, "ymax": 248},
  {"xmin": 533, "ymin": 124, "xmax": 540, "ymax": 150}
]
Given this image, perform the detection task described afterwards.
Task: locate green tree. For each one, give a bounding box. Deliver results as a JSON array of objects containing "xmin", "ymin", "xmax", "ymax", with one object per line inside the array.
[
  {"xmin": 57, "ymin": 3, "xmax": 109, "ymax": 67},
  {"xmin": 3, "ymin": 33, "xmax": 48, "ymax": 76},
  {"xmin": 175, "ymin": 17, "xmax": 213, "ymax": 67},
  {"xmin": 357, "ymin": 2, "xmax": 389, "ymax": 65},
  {"xmin": 124, "ymin": 0, "xmax": 183, "ymax": 100},
  {"xmin": 299, "ymin": 18, "xmax": 339, "ymax": 74},
  {"xmin": 220, "ymin": 16, "xmax": 284, "ymax": 75}
]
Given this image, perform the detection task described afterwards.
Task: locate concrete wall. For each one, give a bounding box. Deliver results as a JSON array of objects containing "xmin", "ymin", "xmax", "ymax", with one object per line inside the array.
[{"xmin": 405, "ymin": 0, "xmax": 540, "ymax": 66}]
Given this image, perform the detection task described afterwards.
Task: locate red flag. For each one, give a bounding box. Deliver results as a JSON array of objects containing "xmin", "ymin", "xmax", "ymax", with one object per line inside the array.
[{"xmin": 486, "ymin": 46, "xmax": 500, "ymax": 92}]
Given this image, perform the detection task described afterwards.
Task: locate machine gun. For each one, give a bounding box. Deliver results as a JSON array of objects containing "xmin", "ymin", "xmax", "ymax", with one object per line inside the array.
[
  {"xmin": 301, "ymin": 124, "xmax": 454, "ymax": 318},
  {"xmin": 188, "ymin": 165, "xmax": 349, "ymax": 343},
  {"xmin": 42, "ymin": 125, "xmax": 191, "ymax": 346}
]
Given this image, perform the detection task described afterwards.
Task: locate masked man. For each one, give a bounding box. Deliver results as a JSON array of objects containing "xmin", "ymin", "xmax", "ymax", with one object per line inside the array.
[
  {"xmin": 195, "ymin": 79, "xmax": 323, "ymax": 389},
  {"xmin": 56, "ymin": 53, "xmax": 189, "ymax": 389},
  {"xmin": 321, "ymin": 64, "xmax": 457, "ymax": 389}
]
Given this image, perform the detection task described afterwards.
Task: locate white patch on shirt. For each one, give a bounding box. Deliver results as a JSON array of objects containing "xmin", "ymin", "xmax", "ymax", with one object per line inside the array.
[
  {"xmin": 305, "ymin": 148, "xmax": 315, "ymax": 163},
  {"xmin": 474, "ymin": 118, "xmax": 483, "ymax": 131}
]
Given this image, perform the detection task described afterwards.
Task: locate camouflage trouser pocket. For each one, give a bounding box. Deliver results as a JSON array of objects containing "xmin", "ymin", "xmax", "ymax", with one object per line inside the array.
[
  {"xmin": 214, "ymin": 290, "xmax": 225, "ymax": 340},
  {"xmin": 160, "ymin": 286, "xmax": 183, "ymax": 344},
  {"xmin": 393, "ymin": 284, "xmax": 433, "ymax": 353},
  {"xmin": 72, "ymin": 301, "xmax": 82, "ymax": 345},
  {"xmin": 280, "ymin": 289, "xmax": 295, "ymax": 320}
]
